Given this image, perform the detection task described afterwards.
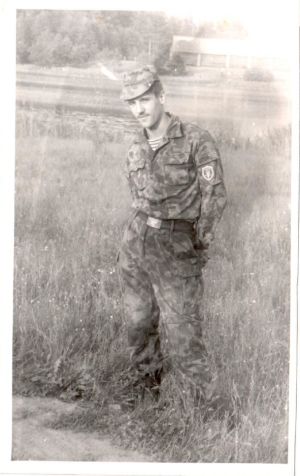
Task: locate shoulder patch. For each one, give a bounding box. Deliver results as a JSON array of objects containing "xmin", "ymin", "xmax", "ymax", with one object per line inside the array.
[{"xmin": 202, "ymin": 165, "xmax": 215, "ymax": 182}]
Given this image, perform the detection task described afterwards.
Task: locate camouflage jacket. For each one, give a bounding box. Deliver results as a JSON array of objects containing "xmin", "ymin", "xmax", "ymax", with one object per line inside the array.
[{"xmin": 125, "ymin": 114, "xmax": 227, "ymax": 247}]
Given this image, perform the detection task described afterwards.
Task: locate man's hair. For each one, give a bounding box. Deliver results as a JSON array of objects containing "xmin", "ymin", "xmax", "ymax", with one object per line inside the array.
[{"xmin": 147, "ymin": 80, "xmax": 164, "ymax": 97}]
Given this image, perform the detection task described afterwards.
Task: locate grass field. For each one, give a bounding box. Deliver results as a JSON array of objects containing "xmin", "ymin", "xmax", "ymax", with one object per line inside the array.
[
  {"xmin": 13, "ymin": 64, "xmax": 292, "ymax": 463},
  {"xmin": 13, "ymin": 106, "xmax": 291, "ymax": 461}
]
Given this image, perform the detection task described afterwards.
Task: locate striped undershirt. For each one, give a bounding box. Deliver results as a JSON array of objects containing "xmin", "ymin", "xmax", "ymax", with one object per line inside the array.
[{"xmin": 148, "ymin": 136, "xmax": 163, "ymax": 151}]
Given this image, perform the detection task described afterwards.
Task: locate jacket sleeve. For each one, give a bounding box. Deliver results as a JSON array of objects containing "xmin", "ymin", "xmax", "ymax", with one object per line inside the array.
[
  {"xmin": 124, "ymin": 140, "xmax": 143, "ymax": 203},
  {"xmin": 194, "ymin": 131, "xmax": 227, "ymax": 248}
]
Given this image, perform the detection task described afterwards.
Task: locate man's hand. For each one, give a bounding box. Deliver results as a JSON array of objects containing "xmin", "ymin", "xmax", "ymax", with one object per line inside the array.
[
  {"xmin": 195, "ymin": 230, "xmax": 214, "ymax": 249},
  {"xmin": 194, "ymin": 240, "xmax": 210, "ymax": 268}
]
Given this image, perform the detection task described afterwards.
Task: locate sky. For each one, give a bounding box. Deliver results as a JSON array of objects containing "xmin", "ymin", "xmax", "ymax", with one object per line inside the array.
[{"xmin": 165, "ymin": 0, "xmax": 296, "ymax": 55}]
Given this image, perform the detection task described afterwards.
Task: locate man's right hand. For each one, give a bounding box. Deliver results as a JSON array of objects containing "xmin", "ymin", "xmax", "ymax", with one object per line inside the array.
[{"xmin": 194, "ymin": 241, "xmax": 210, "ymax": 268}]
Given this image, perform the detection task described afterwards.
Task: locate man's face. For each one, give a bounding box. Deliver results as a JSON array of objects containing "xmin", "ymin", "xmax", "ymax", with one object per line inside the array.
[{"xmin": 127, "ymin": 90, "xmax": 165, "ymax": 130}]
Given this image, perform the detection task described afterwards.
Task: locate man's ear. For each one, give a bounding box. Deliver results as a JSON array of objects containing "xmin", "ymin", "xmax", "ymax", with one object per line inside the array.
[{"xmin": 159, "ymin": 91, "xmax": 165, "ymax": 105}]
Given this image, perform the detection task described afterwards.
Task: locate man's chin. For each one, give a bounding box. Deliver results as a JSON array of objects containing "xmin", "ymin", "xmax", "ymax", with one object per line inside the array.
[{"xmin": 138, "ymin": 117, "xmax": 151, "ymax": 127}]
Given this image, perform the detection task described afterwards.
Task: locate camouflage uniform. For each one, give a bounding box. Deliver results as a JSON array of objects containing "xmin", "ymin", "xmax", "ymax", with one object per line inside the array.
[{"xmin": 118, "ymin": 67, "xmax": 227, "ymax": 401}]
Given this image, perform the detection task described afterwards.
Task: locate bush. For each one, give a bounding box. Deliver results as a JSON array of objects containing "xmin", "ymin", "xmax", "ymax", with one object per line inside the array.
[
  {"xmin": 154, "ymin": 50, "xmax": 186, "ymax": 76},
  {"xmin": 243, "ymin": 67, "xmax": 274, "ymax": 82},
  {"xmin": 166, "ymin": 53, "xmax": 186, "ymax": 75}
]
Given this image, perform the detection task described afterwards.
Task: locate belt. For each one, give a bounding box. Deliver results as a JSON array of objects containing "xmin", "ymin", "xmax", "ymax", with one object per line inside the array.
[{"xmin": 136, "ymin": 210, "xmax": 196, "ymax": 234}]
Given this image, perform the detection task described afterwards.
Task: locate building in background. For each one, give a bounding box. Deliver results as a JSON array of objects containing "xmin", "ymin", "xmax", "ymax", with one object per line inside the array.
[{"xmin": 170, "ymin": 36, "xmax": 289, "ymax": 71}]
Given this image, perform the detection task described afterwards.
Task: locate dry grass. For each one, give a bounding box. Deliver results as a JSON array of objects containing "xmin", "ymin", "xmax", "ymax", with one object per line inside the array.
[{"xmin": 13, "ymin": 116, "xmax": 290, "ymax": 462}]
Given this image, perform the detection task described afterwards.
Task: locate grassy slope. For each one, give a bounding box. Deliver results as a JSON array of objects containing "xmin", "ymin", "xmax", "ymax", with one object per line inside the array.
[{"xmin": 13, "ymin": 129, "xmax": 290, "ymax": 462}]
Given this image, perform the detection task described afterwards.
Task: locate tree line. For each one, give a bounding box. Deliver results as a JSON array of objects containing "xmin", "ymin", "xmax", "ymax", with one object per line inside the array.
[{"xmin": 16, "ymin": 10, "xmax": 247, "ymax": 67}]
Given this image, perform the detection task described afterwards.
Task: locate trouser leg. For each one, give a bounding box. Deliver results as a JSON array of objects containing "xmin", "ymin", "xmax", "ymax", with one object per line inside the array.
[
  {"xmin": 148, "ymin": 230, "xmax": 216, "ymax": 401},
  {"xmin": 118, "ymin": 243, "xmax": 163, "ymax": 386},
  {"xmin": 152, "ymin": 275, "xmax": 214, "ymax": 400}
]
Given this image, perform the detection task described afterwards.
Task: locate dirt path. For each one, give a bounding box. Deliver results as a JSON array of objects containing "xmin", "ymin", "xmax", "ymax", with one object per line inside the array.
[{"xmin": 12, "ymin": 396, "xmax": 150, "ymax": 462}]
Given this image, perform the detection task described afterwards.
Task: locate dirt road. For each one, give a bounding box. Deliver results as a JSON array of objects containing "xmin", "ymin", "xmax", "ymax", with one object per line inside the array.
[{"xmin": 12, "ymin": 396, "xmax": 150, "ymax": 462}]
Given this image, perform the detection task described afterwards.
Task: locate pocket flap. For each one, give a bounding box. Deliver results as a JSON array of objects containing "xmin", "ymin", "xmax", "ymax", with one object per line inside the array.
[{"xmin": 165, "ymin": 151, "xmax": 190, "ymax": 165}]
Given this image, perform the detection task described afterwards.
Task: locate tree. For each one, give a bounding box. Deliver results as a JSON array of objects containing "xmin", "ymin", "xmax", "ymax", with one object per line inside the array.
[
  {"xmin": 154, "ymin": 41, "xmax": 171, "ymax": 70},
  {"xmin": 196, "ymin": 20, "xmax": 248, "ymax": 39},
  {"xmin": 16, "ymin": 11, "xmax": 35, "ymax": 63},
  {"xmin": 52, "ymin": 34, "xmax": 73, "ymax": 65},
  {"xmin": 28, "ymin": 29, "xmax": 56, "ymax": 66},
  {"xmin": 17, "ymin": 10, "xmax": 218, "ymax": 67}
]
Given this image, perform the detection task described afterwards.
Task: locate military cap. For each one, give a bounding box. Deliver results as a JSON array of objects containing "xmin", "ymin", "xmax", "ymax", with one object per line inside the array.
[{"xmin": 120, "ymin": 65, "xmax": 161, "ymax": 101}]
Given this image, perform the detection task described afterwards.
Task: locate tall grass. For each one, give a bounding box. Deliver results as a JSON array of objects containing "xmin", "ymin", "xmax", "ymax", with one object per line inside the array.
[
  {"xmin": 13, "ymin": 116, "xmax": 290, "ymax": 462},
  {"xmin": 16, "ymin": 105, "xmax": 291, "ymax": 150}
]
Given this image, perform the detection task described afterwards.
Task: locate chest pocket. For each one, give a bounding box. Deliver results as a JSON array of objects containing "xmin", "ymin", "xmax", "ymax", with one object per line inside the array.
[
  {"xmin": 128, "ymin": 157, "xmax": 147, "ymax": 191},
  {"xmin": 164, "ymin": 152, "xmax": 194, "ymax": 186}
]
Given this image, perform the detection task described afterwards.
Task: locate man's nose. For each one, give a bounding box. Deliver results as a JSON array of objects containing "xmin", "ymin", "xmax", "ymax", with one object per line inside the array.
[{"xmin": 136, "ymin": 101, "xmax": 145, "ymax": 115}]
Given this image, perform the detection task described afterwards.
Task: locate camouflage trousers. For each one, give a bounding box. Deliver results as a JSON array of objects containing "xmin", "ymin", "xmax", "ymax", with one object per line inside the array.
[{"xmin": 118, "ymin": 211, "xmax": 215, "ymax": 401}]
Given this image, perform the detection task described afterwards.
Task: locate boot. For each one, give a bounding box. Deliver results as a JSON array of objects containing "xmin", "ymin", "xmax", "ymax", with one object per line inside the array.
[{"xmin": 143, "ymin": 370, "xmax": 162, "ymax": 403}]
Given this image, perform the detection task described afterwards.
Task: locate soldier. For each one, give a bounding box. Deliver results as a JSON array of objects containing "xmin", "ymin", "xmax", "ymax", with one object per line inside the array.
[{"xmin": 118, "ymin": 65, "xmax": 227, "ymax": 407}]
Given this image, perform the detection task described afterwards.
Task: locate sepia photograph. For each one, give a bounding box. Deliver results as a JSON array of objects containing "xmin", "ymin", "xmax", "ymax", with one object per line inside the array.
[{"xmin": 0, "ymin": 0, "xmax": 298, "ymax": 474}]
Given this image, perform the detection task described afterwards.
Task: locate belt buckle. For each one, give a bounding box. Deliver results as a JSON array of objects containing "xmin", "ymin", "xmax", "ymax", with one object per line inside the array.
[{"xmin": 146, "ymin": 216, "xmax": 162, "ymax": 229}]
